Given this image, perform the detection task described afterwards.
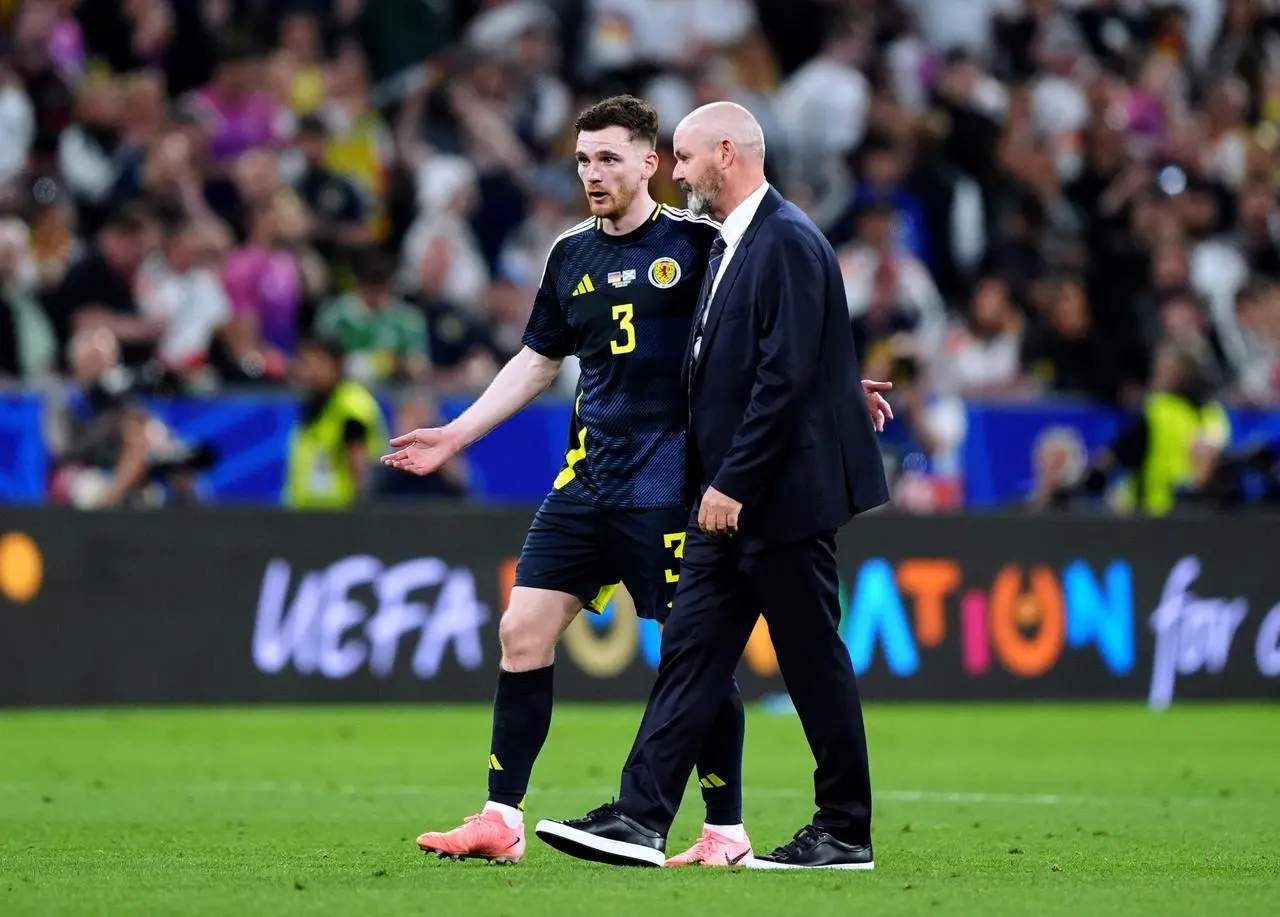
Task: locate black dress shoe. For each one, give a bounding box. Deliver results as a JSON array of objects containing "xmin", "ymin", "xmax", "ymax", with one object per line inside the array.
[
  {"xmin": 748, "ymin": 825, "xmax": 874, "ymax": 870},
  {"xmin": 535, "ymin": 803, "xmax": 666, "ymax": 867}
]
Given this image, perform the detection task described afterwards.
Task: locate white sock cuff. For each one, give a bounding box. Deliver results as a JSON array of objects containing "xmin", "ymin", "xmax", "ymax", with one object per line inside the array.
[
  {"xmin": 484, "ymin": 801, "xmax": 524, "ymax": 827},
  {"xmin": 705, "ymin": 823, "xmax": 746, "ymax": 841}
]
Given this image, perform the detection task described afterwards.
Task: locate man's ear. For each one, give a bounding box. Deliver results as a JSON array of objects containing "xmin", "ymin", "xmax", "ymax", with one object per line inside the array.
[
  {"xmin": 642, "ymin": 149, "xmax": 660, "ymax": 180},
  {"xmin": 718, "ymin": 138, "xmax": 736, "ymax": 169}
]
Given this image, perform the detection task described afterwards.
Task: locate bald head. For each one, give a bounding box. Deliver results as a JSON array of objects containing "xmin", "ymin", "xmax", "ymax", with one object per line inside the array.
[
  {"xmin": 672, "ymin": 101, "xmax": 767, "ymax": 221},
  {"xmin": 676, "ymin": 101, "xmax": 766, "ymax": 163}
]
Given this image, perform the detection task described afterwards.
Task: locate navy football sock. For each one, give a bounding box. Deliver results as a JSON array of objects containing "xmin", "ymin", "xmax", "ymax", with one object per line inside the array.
[
  {"xmin": 487, "ymin": 664, "xmax": 555, "ymax": 808},
  {"xmin": 696, "ymin": 679, "xmax": 745, "ymax": 825}
]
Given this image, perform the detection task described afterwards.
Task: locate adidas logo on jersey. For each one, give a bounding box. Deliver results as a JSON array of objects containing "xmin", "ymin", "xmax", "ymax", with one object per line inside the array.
[{"xmin": 572, "ymin": 275, "xmax": 595, "ymax": 296}]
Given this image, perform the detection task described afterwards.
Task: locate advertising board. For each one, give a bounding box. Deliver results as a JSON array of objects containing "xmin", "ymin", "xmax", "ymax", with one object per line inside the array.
[{"xmin": 1, "ymin": 510, "xmax": 1276, "ymax": 707}]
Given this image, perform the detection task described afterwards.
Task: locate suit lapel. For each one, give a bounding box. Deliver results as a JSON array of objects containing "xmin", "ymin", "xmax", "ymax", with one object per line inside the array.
[
  {"xmin": 691, "ymin": 188, "xmax": 783, "ymax": 384},
  {"xmin": 691, "ymin": 245, "xmax": 748, "ymax": 384}
]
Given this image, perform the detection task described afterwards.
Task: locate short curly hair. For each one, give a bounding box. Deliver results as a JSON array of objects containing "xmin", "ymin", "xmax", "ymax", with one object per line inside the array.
[{"xmin": 574, "ymin": 95, "xmax": 659, "ymax": 149}]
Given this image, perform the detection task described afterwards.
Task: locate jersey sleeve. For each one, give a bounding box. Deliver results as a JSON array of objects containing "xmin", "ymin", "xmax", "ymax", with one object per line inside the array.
[{"xmin": 521, "ymin": 241, "xmax": 575, "ymax": 359}]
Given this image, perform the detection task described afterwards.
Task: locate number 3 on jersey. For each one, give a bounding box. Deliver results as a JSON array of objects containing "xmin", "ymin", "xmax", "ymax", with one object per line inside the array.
[
  {"xmin": 611, "ymin": 303, "xmax": 635, "ymax": 355},
  {"xmin": 663, "ymin": 531, "xmax": 686, "ymax": 583}
]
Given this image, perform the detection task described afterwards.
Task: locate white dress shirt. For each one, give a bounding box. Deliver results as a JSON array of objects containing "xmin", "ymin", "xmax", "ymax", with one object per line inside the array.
[
  {"xmin": 693, "ymin": 180, "xmax": 771, "ymax": 361},
  {"xmin": 709, "ymin": 180, "xmax": 771, "ymax": 300}
]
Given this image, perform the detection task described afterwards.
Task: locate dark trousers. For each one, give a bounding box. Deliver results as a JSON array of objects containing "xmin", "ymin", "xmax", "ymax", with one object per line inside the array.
[{"xmin": 616, "ymin": 525, "xmax": 873, "ymax": 842}]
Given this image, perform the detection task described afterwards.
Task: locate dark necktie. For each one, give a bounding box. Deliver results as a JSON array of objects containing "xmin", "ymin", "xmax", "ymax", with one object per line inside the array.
[{"xmin": 691, "ymin": 233, "xmax": 726, "ymax": 362}]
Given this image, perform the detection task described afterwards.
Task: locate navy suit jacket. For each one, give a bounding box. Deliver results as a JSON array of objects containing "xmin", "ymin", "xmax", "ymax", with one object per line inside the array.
[{"xmin": 681, "ymin": 186, "xmax": 890, "ymax": 552}]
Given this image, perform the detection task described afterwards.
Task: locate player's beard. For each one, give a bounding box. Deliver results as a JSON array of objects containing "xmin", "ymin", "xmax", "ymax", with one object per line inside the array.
[
  {"xmin": 682, "ymin": 171, "xmax": 723, "ymax": 218},
  {"xmin": 589, "ymin": 180, "xmax": 639, "ymax": 221}
]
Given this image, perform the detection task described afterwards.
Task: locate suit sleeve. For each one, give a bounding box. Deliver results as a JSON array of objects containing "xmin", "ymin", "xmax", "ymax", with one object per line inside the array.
[
  {"xmin": 520, "ymin": 244, "xmax": 574, "ymax": 359},
  {"xmin": 710, "ymin": 234, "xmax": 825, "ymax": 505}
]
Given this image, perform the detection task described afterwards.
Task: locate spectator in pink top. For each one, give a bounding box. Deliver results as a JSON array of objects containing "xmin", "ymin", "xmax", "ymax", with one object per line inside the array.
[
  {"xmin": 222, "ymin": 203, "xmax": 301, "ymax": 374},
  {"xmin": 221, "ymin": 194, "xmax": 325, "ymax": 380},
  {"xmin": 47, "ymin": 1, "xmax": 87, "ymax": 84},
  {"xmin": 188, "ymin": 43, "xmax": 289, "ymax": 165}
]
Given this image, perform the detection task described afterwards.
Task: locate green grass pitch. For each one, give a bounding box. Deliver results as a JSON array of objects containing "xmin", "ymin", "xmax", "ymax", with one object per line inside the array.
[{"xmin": 1, "ymin": 703, "xmax": 1277, "ymax": 916}]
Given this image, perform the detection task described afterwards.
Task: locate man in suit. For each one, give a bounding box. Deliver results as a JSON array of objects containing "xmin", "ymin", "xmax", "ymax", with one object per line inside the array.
[{"xmin": 534, "ymin": 102, "xmax": 891, "ymax": 870}]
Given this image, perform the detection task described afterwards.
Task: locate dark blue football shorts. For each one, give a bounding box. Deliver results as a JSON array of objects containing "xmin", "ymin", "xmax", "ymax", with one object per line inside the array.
[{"xmin": 513, "ymin": 490, "xmax": 689, "ymax": 621}]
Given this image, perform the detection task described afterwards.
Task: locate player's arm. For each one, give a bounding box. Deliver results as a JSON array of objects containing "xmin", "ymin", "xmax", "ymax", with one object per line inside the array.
[
  {"xmin": 383, "ymin": 348, "xmax": 563, "ymax": 476},
  {"xmin": 383, "ymin": 244, "xmax": 573, "ymax": 476},
  {"xmin": 446, "ymin": 240, "xmax": 574, "ymax": 447},
  {"xmin": 445, "ymin": 346, "xmax": 563, "ymax": 448}
]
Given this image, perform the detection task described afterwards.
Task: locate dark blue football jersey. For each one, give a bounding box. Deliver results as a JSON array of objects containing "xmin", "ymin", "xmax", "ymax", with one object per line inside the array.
[{"xmin": 522, "ymin": 204, "xmax": 720, "ymax": 508}]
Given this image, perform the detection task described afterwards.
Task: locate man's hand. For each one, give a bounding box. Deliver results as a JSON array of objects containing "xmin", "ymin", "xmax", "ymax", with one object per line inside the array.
[
  {"xmin": 698, "ymin": 486, "xmax": 742, "ymax": 537},
  {"xmin": 863, "ymin": 379, "xmax": 894, "ymax": 433},
  {"xmin": 382, "ymin": 426, "xmax": 463, "ymax": 476}
]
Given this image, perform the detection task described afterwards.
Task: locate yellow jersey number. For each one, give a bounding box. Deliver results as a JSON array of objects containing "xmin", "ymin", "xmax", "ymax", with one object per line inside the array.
[
  {"xmin": 663, "ymin": 531, "xmax": 686, "ymax": 584},
  {"xmin": 611, "ymin": 303, "xmax": 636, "ymax": 355}
]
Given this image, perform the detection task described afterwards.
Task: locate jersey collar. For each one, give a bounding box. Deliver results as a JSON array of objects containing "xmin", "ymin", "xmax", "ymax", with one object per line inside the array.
[{"xmin": 594, "ymin": 203, "xmax": 663, "ymax": 245}]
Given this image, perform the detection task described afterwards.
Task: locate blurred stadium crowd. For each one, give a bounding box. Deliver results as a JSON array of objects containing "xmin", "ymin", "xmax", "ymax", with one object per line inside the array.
[{"xmin": 1, "ymin": 0, "xmax": 1279, "ymax": 511}]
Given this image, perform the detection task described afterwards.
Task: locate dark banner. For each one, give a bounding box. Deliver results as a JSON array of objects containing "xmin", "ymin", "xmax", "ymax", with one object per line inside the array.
[{"xmin": 1, "ymin": 509, "xmax": 1278, "ymax": 707}]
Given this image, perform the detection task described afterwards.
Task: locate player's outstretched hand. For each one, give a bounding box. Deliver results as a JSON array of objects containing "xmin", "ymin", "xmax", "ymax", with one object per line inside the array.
[
  {"xmin": 862, "ymin": 379, "xmax": 894, "ymax": 433},
  {"xmin": 382, "ymin": 427, "xmax": 461, "ymax": 476}
]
